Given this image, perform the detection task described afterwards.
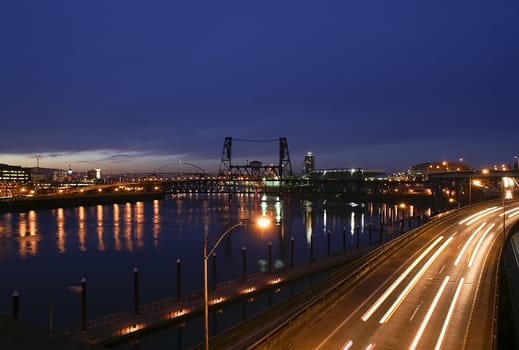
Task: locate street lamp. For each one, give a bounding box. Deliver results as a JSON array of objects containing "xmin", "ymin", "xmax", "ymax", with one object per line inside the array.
[
  {"xmin": 503, "ymin": 178, "xmax": 506, "ymax": 240},
  {"xmin": 203, "ymin": 216, "xmax": 271, "ymax": 350},
  {"xmin": 502, "ymin": 177, "xmax": 515, "ymax": 240}
]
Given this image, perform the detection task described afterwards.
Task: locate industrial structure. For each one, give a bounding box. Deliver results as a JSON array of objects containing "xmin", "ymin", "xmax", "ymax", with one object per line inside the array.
[
  {"xmin": 2, "ymin": 139, "xmax": 519, "ymax": 208},
  {"xmin": 218, "ymin": 137, "xmax": 293, "ymax": 181}
]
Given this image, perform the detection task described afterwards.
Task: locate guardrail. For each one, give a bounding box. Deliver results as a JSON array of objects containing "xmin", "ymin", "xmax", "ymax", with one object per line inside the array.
[
  {"xmin": 72, "ymin": 207, "xmax": 470, "ymax": 347},
  {"xmin": 247, "ymin": 209, "xmax": 468, "ymax": 350}
]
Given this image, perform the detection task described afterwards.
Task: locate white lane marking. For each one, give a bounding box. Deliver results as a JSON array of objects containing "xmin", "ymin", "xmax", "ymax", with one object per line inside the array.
[{"xmin": 409, "ymin": 302, "xmax": 423, "ymax": 321}]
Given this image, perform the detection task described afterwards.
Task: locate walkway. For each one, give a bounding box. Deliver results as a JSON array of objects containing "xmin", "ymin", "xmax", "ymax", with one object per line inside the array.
[{"xmin": 69, "ymin": 244, "xmax": 379, "ymax": 346}]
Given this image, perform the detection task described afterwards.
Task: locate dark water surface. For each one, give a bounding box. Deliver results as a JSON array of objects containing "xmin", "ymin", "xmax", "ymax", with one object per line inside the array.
[{"xmin": 0, "ymin": 193, "xmax": 430, "ymax": 348}]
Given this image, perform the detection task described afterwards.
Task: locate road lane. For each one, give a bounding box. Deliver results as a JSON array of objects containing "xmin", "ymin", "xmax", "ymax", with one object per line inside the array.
[{"xmin": 280, "ymin": 201, "xmax": 519, "ymax": 350}]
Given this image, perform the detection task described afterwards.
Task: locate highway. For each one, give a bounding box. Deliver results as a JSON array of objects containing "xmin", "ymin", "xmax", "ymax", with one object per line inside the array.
[{"xmin": 277, "ymin": 201, "xmax": 519, "ymax": 350}]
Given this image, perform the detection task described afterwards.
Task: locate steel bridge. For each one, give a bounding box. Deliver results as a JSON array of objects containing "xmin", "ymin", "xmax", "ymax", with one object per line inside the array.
[
  {"xmin": 151, "ymin": 138, "xmax": 519, "ymax": 200},
  {"xmin": 160, "ymin": 137, "xmax": 294, "ymax": 195},
  {"xmin": 218, "ymin": 137, "xmax": 292, "ymax": 180}
]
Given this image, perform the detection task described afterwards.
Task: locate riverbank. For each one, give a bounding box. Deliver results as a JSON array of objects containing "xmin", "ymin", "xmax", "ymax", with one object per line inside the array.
[
  {"xmin": 0, "ymin": 192, "xmax": 165, "ymax": 213},
  {"xmin": 0, "ymin": 190, "xmax": 447, "ymax": 214}
]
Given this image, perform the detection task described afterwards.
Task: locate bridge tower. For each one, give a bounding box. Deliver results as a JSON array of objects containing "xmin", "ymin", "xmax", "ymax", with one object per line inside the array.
[
  {"xmin": 279, "ymin": 137, "xmax": 293, "ymax": 180},
  {"xmin": 218, "ymin": 137, "xmax": 233, "ymax": 176},
  {"xmin": 217, "ymin": 137, "xmax": 293, "ymax": 184}
]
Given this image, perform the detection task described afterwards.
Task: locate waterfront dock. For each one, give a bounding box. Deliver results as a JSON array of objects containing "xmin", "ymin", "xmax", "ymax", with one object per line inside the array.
[{"xmin": 68, "ymin": 244, "xmax": 377, "ymax": 346}]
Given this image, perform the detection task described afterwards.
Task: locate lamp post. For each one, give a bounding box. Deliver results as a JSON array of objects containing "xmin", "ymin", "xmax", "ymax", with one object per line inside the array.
[
  {"xmin": 502, "ymin": 176, "xmax": 515, "ymax": 240},
  {"xmin": 203, "ymin": 216, "xmax": 270, "ymax": 350},
  {"xmin": 503, "ymin": 178, "xmax": 507, "ymax": 240},
  {"xmin": 468, "ymin": 176, "xmax": 472, "ymax": 205}
]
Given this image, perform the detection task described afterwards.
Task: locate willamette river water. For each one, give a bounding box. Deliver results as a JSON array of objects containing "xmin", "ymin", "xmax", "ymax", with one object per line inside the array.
[{"xmin": 0, "ymin": 193, "xmax": 430, "ymax": 349}]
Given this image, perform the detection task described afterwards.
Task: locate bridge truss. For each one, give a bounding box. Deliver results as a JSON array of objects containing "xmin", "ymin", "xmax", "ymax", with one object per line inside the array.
[{"xmin": 218, "ymin": 137, "xmax": 293, "ymax": 181}]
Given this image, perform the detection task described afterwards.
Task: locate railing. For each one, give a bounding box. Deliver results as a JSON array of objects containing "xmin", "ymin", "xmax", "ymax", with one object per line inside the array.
[
  {"xmin": 246, "ymin": 210, "xmax": 465, "ymax": 349},
  {"xmin": 71, "ymin": 210, "xmax": 445, "ymax": 346}
]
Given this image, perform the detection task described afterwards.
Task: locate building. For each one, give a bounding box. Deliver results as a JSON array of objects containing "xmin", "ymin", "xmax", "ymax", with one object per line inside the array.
[
  {"xmin": 302, "ymin": 167, "xmax": 386, "ymax": 194},
  {"xmin": 53, "ymin": 169, "xmax": 68, "ymax": 183},
  {"xmin": 86, "ymin": 168, "xmax": 102, "ymax": 182},
  {"xmin": 0, "ymin": 164, "xmax": 31, "ymax": 183},
  {"xmin": 310, "ymin": 168, "xmax": 386, "ymax": 181},
  {"xmin": 408, "ymin": 161, "xmax": 472, "ymax": 181},
  {"xmin": 303, "ymin": 152, "xmax": 315, "ymax": 175}
]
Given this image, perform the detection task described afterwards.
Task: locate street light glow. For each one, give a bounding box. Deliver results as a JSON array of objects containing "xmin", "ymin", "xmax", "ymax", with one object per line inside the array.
[
  {"xmin": 257, "ymin": 216, "xmax": 271, "ymax": 228},
  {"xmin": 203, "ymin": 216, "xmax": 272, "ymax": 350}
]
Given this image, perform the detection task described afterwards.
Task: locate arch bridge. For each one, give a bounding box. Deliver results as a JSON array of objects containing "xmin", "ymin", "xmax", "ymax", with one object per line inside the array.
[{"xmin": 150, "ymin": 161, "xmax": 207, "ymax": 178}]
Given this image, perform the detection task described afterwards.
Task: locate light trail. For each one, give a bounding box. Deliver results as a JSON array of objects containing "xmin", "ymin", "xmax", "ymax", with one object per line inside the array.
[
  {"xmin": 435, "ymin": 277, "xmax": 465, "ymax": 350},
  {"xmin": 454, "ymin": 222, "xmax": 486, "ymax": 266},
  {"xmin": 379, "ymin": 236, "xmax": 453, "ymax": 324},
  {"xmin": 499, "ymin": 206, "xmax": 519, "ymax": 218},
  {"xmin": 341, "ymin": 339, "xmax": 353, "ymax": 350},
  {"xmin": 463, "ymin": 207, "xmax": 501, "ymax": 226},
  {"xmin": 361, "ymin": 236, "xmax": 445, "ymax": 322},
  {"xmin": 458, "ymin": 207, "xmax": 497, "ymax": 225},
  {"xmin": 409, "ymin": 275, "xmax": 450, "ymax": 350},
  {"xmin": 468, "ymin": 223, "xmax": 494, "ymax": 268}
]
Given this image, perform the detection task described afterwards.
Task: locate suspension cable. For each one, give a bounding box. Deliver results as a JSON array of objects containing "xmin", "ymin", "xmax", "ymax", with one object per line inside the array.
[{"xmin": 231, "ymin": 138, "xmax": 280, "ymax": 143}]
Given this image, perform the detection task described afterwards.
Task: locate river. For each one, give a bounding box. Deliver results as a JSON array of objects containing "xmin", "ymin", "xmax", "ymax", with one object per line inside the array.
[{"xmin": 0, "ymin": 193, "xmax": 430, "ymax": 349}]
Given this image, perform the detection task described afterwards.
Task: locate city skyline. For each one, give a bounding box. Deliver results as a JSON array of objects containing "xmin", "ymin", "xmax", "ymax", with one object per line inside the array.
[
  {"xmin": 0, "ymin": 149, "xmax": 513, "ymax": 177},
  {"xmin": 2, "ymin": 1, "xmax": 518, "ymax": 174}
]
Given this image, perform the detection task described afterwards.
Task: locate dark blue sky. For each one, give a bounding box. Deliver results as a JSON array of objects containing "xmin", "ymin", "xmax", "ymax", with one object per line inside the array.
[{"xmin": 1, "ymin": 1, "xmax": 518, "ymax": 174}]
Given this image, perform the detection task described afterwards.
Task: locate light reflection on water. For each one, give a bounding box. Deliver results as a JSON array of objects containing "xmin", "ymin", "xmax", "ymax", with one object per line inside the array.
[{"xmin": 0, "ymin": 194, "xmax": 429, "ymax": 347}]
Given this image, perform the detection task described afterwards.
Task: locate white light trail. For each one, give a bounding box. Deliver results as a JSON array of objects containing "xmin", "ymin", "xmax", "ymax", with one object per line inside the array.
[
  {"xmin": 380, "ymin": 236, "xmax": 453, "ymax": 324},
  {"xmin": 468, "ymin": 223, "xmax": 494, "ymax": 268},
  {"xmin": 361, "ymin": 236, "xmax": 445, "ymax": 322},
  {"xmin": 454, "ymin": 222, "xmax": 486, "ymax": 266},
  {"xmin": 463, "ymin": 207, "xmax": 501, "ymax": 226},
  {"xmin": 409, "ymin": 275, "xmax": 450, "ymax": 350},
  {"xmin": 341, "ymin": 339, "xmax": 353, "ymax": 350},
  {"xmin": 499, "ymin": 207, "xmax": 519, "ymax": 218},
  {"xmin": 458, "ymin": 207, "xmax": 497, "ymax": 225},
  {"xmin": 435, "ymin": 277, "xmax": 465, "ymax": 350}
]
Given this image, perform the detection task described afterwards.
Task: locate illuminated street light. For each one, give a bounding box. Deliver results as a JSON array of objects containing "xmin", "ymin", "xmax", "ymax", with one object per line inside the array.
[
  {"xmin": 203, "ymin": 216, "xmax": 271, "ymax": 350},
  {"xmin": 502, "ymin": 177, "xmax": 515, "ymax": 240}
]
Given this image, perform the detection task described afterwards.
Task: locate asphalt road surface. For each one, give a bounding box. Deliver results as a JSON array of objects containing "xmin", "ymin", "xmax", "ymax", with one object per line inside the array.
[{"xmin": 283, "ymin": 201, "xmax": 519, "ymax": 350}]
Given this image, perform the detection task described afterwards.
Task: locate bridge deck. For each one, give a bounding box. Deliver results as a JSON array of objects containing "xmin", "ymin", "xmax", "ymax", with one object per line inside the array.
[{"xmin": 68, "ymin": 244, "xmax": 379, "ymax": 346}]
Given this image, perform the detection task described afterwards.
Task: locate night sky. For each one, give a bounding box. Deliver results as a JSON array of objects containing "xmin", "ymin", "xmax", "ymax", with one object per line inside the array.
[{"xmin": 1, "ymin": 1, "xmax": 518, "ymax": 174}]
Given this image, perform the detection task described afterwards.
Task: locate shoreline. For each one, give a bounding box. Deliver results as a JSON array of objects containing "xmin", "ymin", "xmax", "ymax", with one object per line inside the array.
[
  {"xmin": 0, "ymin": 189, "xmax": 465, "ymax": 214},
  {"xmin": 0, "ymin": 192, "xmax": 165, "ymax": 213},
  {"xmin": 0, "ymin": 191, "xmax": 451, "ymax": 213}
]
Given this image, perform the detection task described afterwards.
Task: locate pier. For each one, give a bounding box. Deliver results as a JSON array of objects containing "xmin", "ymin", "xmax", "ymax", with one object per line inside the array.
[{"xmin": 68, "ymin": 244, "xmax": 379, "ymax": 346}]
